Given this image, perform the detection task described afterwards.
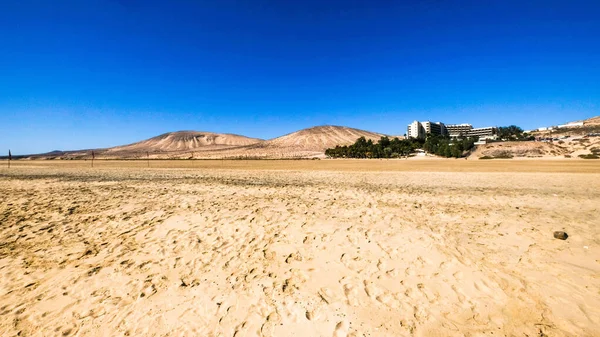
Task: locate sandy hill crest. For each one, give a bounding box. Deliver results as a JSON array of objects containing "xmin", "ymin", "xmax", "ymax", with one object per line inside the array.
[
  {"xmin": 107, "ymin": 131, "xmax": 263, "ymax": 153},
  {"xmin": 470, "ymin": 141, "xmax": 569, "ymax": 159},
  {"xmin": 261, "ymin": 125, "xmax": 386, "ymax": 152},
  {"xmin": 584, "ymin": 115, "xmax": 600, "ymax": 125}
]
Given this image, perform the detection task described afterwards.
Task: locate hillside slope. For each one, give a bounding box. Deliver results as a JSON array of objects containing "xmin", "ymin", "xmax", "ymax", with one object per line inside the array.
[
  {"xmin": 261, "ymin": 125, "xmax": 385, "ymax": 152},
  {"xmin": 469, "ymin": 138, "xmax": 600, "ymax": 159},
  {"xmin": 106, "ymin": 131, "xmax": 263, "ymax": 154},
  {"xmin": 584, "ymin": 116, "xmax": 600, "ymax": 126}
]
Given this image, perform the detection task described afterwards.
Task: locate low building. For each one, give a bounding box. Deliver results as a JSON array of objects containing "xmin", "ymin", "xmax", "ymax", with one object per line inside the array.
[
  {"xmin": 557, "ymin": 122, "xmax": 584, "ymax": 128},
  {"xmin": 446, "ymin": 123, "xmax": 473, "ymax": 137},
  {"xmin": 466, "ymin": 126, "xmax": 497, "ymax": 138}
]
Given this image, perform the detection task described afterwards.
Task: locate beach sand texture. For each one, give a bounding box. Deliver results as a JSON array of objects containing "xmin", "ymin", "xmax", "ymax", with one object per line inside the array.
[{"xmin": 1, "ymin": 160, "xmax": 599, "ymax": 336}]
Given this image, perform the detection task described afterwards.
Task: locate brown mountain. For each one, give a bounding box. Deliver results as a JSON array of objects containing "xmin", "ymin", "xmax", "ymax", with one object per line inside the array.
[
  {"xmin": 28, "ymin": 126, "xmax": 388, "ymax": 159},
  {"xmin": 105, "ymin": 131, "xmax": 262, "ymax": 154},
  {"xmin": 261, "ymin": 125, "xmax": 386, "ymax": 152}
]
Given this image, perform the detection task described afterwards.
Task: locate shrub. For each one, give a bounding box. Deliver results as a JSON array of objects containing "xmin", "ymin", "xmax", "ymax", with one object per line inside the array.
[
  {"xmin": 494, "ymin": 151, "xmax": 514, "ymax": 159},
  {"xmin": 578, "ymin": 154, "xmax": 599, "ymax": 159}
]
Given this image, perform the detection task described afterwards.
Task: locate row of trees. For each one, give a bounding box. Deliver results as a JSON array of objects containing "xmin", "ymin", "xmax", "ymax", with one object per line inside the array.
[
  {"xmin": 324, "ymin": 136, "xmax": 424, "ymax": 158},
  {"xmin": 423, "ymin": 135, "xmax": 477, "ymax": 158},
  {"xmin": 497, "ymin": 125, "xmax": 534, "ymax": 141},
  {"xmin": 326, "ymin": 124, "xmax": 530, "ymax": 159},
  {"xmin": 325, "ymin": 134, "xmax": 478, "ymax": 159}
]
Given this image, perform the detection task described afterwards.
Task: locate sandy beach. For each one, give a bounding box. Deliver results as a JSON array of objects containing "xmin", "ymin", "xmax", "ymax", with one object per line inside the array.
[{"xmin": 1, "ymin": 160, "xmax": 599, "ymax": 336}]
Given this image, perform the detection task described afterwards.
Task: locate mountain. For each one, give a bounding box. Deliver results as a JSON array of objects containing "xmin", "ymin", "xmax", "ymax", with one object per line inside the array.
[
  {"xmin": 20, "ymin": 126, "xmax": 388, "ymax": 159},
  {"xmin": 261, "ymin": 125, "xmax": 386, "ymax": 152},
  {"xmin": 106, "ymin": 131, "xmax": 263, "ymax": 154}
]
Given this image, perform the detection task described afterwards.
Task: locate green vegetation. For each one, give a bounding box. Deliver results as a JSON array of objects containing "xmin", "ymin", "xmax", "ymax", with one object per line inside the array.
[
  {"xmin": 497, "ymin": 125, "xmax": 534, "ymax": 141},
  {"xmin": 478, "ymin": 152, "xmax": 513, "ymax": 159},
  {"xmin": 325, "ymin": 136, "xmax": 423, "ymax": 158},
  {"xmin": 325, "ymin": 134, "xmax": 477, "ymax": 159},
  {"xmin": 493, "ymin": 152, "xmax": 514, "ymax": 159},
  {"xmin": 578, "ymin": 154, "xmax": 599, "ymax": 159},
  {"xmin": 422, "ymin": 135, "xmax": 477, "ymax": 158}
]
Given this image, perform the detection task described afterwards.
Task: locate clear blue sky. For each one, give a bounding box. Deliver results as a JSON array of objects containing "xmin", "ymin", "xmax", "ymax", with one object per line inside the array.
[{"xmin": 1, "ymin": 0, "xmax": 599, "ymax": 154}]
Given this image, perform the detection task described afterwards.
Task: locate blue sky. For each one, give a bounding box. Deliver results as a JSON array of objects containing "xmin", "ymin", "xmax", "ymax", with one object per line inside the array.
[{"xmin": 1, "ymin": 0, "xmax": 599, "ymax": 154}]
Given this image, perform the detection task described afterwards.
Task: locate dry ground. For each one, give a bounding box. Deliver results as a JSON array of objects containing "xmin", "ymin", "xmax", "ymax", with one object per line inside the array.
[{"xmin": 1, "ymin": 160, "xmax": 599, "ymax": 337}]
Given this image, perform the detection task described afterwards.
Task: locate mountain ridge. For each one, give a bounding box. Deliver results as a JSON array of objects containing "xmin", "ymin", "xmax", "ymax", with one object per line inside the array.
[
  {"xmin": 15, "ymin": 115, "xmax": 600, "ymax": 159},
  {"xmin": 26, "ymin": 125, "xmax": 388, "ymax": 159},
  {"xmin": 106, "ymin": 131, "xmax": 263, "ymax": 153}
]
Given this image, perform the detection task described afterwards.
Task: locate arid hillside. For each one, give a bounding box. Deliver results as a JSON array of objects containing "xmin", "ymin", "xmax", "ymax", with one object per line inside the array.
[
  {"xmin": 106, "ymin": 131, "xmax": 262, "ymax": 153},
  {"xmin": 468, "ymin": 116, "xmax": 600, "ymax": 159},
  {"xmin": 17, "ymin": 117, "xmax": 600, "ymax": 160},
  {"xmin": 584, "ymin": 115, "xmax": 600, "ymax": 125},
  {"xmin": 470, "ymin": 137, "xmax": 600, "ymax": 159},
  {"xmin": 470, "ymin": 141, "xmax": 569, "ymax": 158},
  {"xmin": 27, "ymin": 125, "xmax": 387, "ymax": 159},
  {"xmin": 198, "ymin": 125, "xmax": 387, "ymax": 159},
  {"xmin": 531, "ymin": 115, "xmax": 600, "ymax": 138},
  {"xmin": 261, "ymin": 125, "xmax": 385, "ymax": 152}
]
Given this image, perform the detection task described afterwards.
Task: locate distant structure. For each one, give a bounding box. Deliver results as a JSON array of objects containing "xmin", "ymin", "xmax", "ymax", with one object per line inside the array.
[
  {"xmin": 468, "ymin": 127, "xmax": 498, "ymax": 139},
  {"xmin": 557, "ymin": 121, "xmax": 584, "ymax": 129},
  {"xmin": 408, "ymin": 121, "xmax": 497, "ymax": 141},
  {"xmin": 532, "ymin": 121, "xmax": 585, "ymax": 132},
  {"xmin": 445, "ymin": 123, "xmax": 473, "ymax": 137},
  {"xmin": 407, "ymin": 121, "xmax": 447, "ymax": 139},
  {"xmin": 407, "ymin": 121, "xmax": 425, "ymax": 139}
]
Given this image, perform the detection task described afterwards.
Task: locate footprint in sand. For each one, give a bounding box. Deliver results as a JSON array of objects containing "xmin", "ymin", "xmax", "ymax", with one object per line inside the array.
[
  {"xmin": 333, "ymin": 320, "xmax": 349, "ymax": 337},
  {"xmin": 342, "ymin": 283, "xmax": 360, "ymax": 306}
]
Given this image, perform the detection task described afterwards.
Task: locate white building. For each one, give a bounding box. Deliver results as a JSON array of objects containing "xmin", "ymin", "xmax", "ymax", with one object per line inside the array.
[
  {"xmin": 408, "ymin": 120, "xmax": 497, "ymax": 141},
  {"xmin": 422, "ymin": 121, "xmax": 447, "ymax": 136},
  {"xmin": 407, "ymin": 121, "xmax": 447, "ymax": 139},
  {"xmin": 446, "ymin": 123, "xmax": 473, "ymax": 137},
  {"xmin": 557, "ymin": 122, "xmax": 584, "ymax": 128},
  {"xmin": 407, "ymin": 121, "xmax": 424, "ymax": 139},
  {"xmin": 466, "ymin": 126, "xmax": 497, "ymax": 138}
]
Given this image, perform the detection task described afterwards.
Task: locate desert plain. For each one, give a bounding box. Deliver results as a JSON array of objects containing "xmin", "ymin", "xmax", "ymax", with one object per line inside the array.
[{"xmin": 1, "ymin": 159, "xmax": 599, "ymax": 337}]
